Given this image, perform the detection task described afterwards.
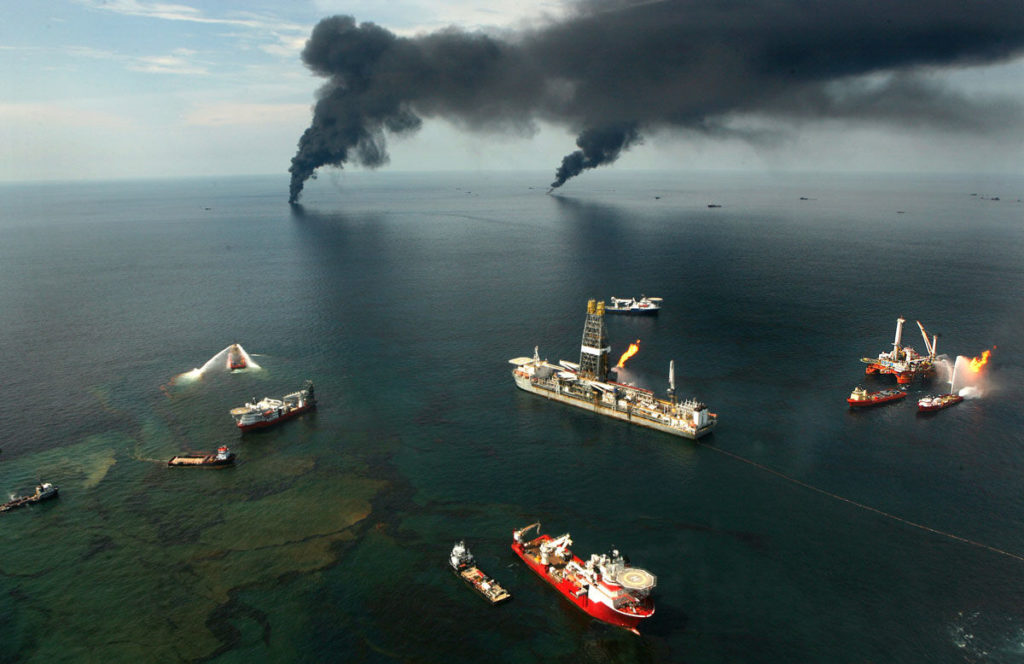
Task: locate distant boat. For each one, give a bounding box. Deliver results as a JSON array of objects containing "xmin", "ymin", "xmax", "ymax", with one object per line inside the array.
[
  {"xmin": 846, "ymin": 386, "xmax": 907, "ymax": 408},
  {"xmin": 606, "ymin": 296, "xmax": 662, "ymax": 315}
]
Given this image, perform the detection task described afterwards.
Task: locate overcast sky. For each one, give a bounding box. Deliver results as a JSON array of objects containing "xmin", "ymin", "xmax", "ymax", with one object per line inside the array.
[{"xmin": 1, "ymin": 0, "xmax": 1022, "ymax": 183}]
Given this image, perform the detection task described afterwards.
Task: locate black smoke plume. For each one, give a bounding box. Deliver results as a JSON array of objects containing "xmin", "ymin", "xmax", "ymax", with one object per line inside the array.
[{"xmin": 289, "ymin": 1, "xmax": 1024, "ymax": 202}]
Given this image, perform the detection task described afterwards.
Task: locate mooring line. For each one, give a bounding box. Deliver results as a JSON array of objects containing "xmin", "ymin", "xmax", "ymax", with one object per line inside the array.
[{"xmin": 699, "ymin": 442, "xmax": 1024, "ymax": 564}]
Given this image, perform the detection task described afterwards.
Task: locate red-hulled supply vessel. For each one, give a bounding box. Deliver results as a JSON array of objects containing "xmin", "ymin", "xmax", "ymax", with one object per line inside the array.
[
  {"xmin": 861, "ymin": 318, "xmax": 938, "ymax": 384},
  {"xmin": 230, "ymin": 381, "xmax": 315, "ymax": 431},
  {"xmin": 512, "ymin": 523, "xmax": 656, "ymax": 634},
  {"xmin": 226, "ymin": 344, "xmax": 247, "ymax": 371},
  {"xmin": 917, "ymin": 393, "xmax": 964, "ymax": 413},
  {"xmin": 846, "ymin": 386, "xmax": 907, "ymax": 408}
]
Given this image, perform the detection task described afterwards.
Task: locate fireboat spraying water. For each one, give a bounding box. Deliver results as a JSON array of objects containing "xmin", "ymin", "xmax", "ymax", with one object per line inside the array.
[{"xmin": 174, "ymin": 343, "xmax": 261, "ymax": 384}]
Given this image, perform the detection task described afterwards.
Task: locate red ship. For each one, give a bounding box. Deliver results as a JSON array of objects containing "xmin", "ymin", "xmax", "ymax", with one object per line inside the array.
[
  {"xmin": 917, "ymin": 393, "xmax": 964, "ymax": 412},
  {"xmin": 861, "ymin": 318, "xmax": 938, "ymax": 384},
  {"xmin": 226, "ymin": 344, "xmax": 247, "ymax": 371},
  {"xmin": 230, "ymin": 381, "xmax": 315, "ymax": 431},
  {"xmin": 846, "ymin": 386, "xmax": 907, "ymax": 408},
  {"xmin": 512, "ymin": 523, "xmax": 656, "ymax": 634}
]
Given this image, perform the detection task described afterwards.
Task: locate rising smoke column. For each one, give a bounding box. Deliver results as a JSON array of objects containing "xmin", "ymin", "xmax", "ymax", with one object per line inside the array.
[{"xmin": 288, "ymin": 1, "xmax": 1024, "ymax": 202}]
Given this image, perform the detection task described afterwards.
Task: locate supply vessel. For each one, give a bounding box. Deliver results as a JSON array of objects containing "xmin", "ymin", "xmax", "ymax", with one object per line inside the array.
[
  {"xmin": 226, "ymin": 344, "xmax": 247, "ymax": 371},
  {"xmin": 509, "ymin": 300, "xmax": 715, "ymax": 439},
  {"xmin": 846, "ymin": 386, "xmax": 907, "ymax": 408},
  {"xmin": 861, "ymin": 318, "xmax": 938, "ymax": 384},
  {"xmin": 1, "ymin": 482, "xmax": 59, "ymax": 513},
  {"xmin": 917, "ymin": 393, "xmax": 964, "ymax": 412},
  {"xmin": 230, "ymin": 381, "xmax": 315, "ymax": 431},
  {"xmin": 606, "ymin": 296, "xmax": 662, "ymax": 315},
  {"xmin": 168, "ymin": 445, "xmax": 236, "ymax": 467},
  {"xmin": 449, "ymin": 540, "xmax": 511, "ymax": 605},
  {"xmin": 511, "ymin": 523, "xmax": 656, "ymax": 634}
]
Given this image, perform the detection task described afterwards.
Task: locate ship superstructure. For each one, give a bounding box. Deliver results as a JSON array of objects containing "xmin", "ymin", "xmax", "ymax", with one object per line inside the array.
[
  {"xmin": 512, "ymin": 523, "xmax": 656, "ymax": 634},
  {"xmin": 861, "ymin": 318, "xmax": 938, "ymax": 384},
  {"xmin": 509, "ymin": 300, "xmax": 715, "ymax": 439},
  {"xmin": 230, "ymin": 381, "xmax": 316, "ymax": 431}
]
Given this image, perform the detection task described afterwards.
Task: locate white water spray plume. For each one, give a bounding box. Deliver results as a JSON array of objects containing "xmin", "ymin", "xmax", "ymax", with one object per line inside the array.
[{"xmin": 172, "ymin": 344, "xmax": 261, "ymax": 385}]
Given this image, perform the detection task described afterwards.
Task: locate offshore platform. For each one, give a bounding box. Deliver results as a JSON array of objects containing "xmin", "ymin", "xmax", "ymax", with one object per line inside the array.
[
  {"xmin": 509, "ymin": 300, "xmax": 716, "ymax": 439},
  {"xmin": 861, "ymin": 317, "xmax": 938, "ymax": 384}
]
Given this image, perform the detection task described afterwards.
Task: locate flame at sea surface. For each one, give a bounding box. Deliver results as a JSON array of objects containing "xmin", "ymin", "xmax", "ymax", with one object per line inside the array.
[
  {"xmin": 950, "ymin": 350, "xmax": 994, "ymax": 398},
  {"xmin": 968, "ymin": 347, "xmax": 995, "ymax": 373},
  {"xmin": 173, "ymin": 343, "xmax": 261, "ymax": 384},
  {"xmin": 616, "ymin": 339, "xmax": 641, "ymax": 368}
]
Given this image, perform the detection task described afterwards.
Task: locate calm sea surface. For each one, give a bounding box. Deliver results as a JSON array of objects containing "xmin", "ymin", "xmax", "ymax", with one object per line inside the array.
[{"xmin": 0, "ymin": 171, "xmax": 1022, "ymax": 663}]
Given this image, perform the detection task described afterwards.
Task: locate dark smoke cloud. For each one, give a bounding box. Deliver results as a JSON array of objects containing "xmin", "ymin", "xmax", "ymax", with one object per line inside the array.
[{"xmin": 288, "ymin": 1, "xmax": 1024, "ymax": 202}]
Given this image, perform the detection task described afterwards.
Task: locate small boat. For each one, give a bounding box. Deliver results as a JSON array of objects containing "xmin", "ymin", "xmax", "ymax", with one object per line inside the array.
[
  {"xmin": 230, "ymin": 381, "xmax": 316, "ymax": 431},
  {"xmin": 605, "ymin": 296, "xmax": 662, "ymax": 315},
  {"xmin": 168, "ymin": 445, "xmax": 236, "ymax": 467},
  {"xmin": 846, "ymin": 386, "xmax": 907, "ymax": 408},
  {"xmin": 1, "ymin": 482, "xmax": 59, "ymax": 513},
  {"xmin": 226, "ymin": 344, "xmax": 247, "ymax": 371},
  {"xmin": 450, "ymin": 540, "xmax": 511, "ymax": 605},
  {"xmin": 918, "ymin": 393, "xmax": 964, "ymax": 412}
]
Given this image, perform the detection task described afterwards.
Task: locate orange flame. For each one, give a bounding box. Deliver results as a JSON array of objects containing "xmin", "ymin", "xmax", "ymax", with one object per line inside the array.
[
  {"xmin": 616, "ymin": 339, "xmax": 641, "ymax": 368},
  {"xmin": 968, "ymin": 347, "xmax": 995, "ymax": 373}
]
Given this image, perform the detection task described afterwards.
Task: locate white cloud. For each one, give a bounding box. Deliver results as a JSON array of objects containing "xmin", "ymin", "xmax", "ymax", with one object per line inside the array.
[
  {"xmin": 128, "ymin": 54, "xmax": 209, "ymax": 75},
  {"xmin": 184, "ymin": 102, "xmax": 310, "ymax": 127},
  {"xmin": 0, "ymin": 102, "xmax": 132, "ymax": 129}
]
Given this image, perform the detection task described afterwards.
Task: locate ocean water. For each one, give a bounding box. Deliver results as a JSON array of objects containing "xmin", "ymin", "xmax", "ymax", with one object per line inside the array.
[{"xmin": 0, "ymin": 170, "xmax": 1022, "ymax": 663}]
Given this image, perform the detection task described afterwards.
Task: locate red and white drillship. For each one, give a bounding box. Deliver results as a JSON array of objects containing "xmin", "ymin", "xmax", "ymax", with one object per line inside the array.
[
  {"xmin": 230, "ymin": 381, "xmax": 315, "ymax": 431},
  {"xmin": 512, "ymin": 523, "xmax": 656, "ymax": 634}
]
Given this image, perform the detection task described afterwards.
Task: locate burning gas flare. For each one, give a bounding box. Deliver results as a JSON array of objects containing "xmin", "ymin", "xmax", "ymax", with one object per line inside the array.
[
  {"xmin": 616, "ymin": 340, "xmax": 641, "ymax": 368},
  {"xmin": 968, "ymin": 347, "xmax": 995, "ymax": 373}
]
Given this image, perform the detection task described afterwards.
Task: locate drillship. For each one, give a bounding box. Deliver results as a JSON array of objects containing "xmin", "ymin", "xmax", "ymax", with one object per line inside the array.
[
  {"xmin": 509, "ymin": 300, "xmax": 716, "ymax": 439},
  {"xmin": 512, "ymin": 523, "xmax": 656, "ymax": 634}
]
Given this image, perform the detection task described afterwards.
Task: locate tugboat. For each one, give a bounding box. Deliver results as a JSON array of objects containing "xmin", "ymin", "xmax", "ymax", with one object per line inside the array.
[
  {"xmin": 1, "ymin": 482, "xmax": 59, "ymax": 513},
  {"xmin": 226, "ymin": 344, "xmax": 248, "ymax": 371},
  {"xmin": 449, "ymin": 541, "xmax": 511, "ymax": 605},
  {"xmin": 168, "ymin": 445, "xmax": 236, "ymax": 467},
  {"xmin": 230, "ymin": 381, "xmax": 316, "ymax": 431},
  {"xmin": 606, "ymin": 296, "xmax": 662, "ymax": 315},
  {"xmin": 918, "ymin": 393, "xmax": 964, "ymax": 413},
  {"xmin": 511, "ymin": 522, "xmax": 656, "ymax": 634},
  {"xmin": 846, "ymin": 386, "xmax": 908, "ymax": 408}
]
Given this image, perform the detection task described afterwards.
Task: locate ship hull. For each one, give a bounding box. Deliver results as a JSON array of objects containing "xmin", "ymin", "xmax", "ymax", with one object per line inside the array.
[
  {"xmin": 917, "ymin": 394, "xmax": 964, "ymax": 412},
  {"xmin": 513, "ymin": 375, "xmax": 712, "ymax": 440},
  {"xmin": 847, "ymin": 392, "xmax": 907, "ymax": 408},
  {"xmin": 605, "ymin": 308, "xmax": 658, "ymax": 316},
  {"xmin": 236, "ymin": 403, "xmax": 315, "ymax": 431},
  {"xmin": 511, "ymin": 542, "xmax": 648, "ymax": 632}
]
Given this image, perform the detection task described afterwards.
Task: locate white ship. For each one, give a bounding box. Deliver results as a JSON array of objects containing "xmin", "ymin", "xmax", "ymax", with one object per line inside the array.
[{"xmin": 509, "ymin": 300, "xmax": 715, "ymax": 439}]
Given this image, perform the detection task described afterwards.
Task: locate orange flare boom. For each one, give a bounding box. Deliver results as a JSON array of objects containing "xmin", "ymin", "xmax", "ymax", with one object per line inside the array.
[
  {"xmin": 968, "ymin": 348, "xmax": 993, "ymax": 373},
  {"xmin": 616, "ymin": 340, "xmax": 641, "ymax": 368}
]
